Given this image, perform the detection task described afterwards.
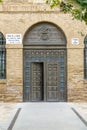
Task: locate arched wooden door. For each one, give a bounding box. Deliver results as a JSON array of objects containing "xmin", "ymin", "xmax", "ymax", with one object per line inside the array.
[{"xmin": 23, "ymin": 22, "xmax": 67, "ymax": 102}]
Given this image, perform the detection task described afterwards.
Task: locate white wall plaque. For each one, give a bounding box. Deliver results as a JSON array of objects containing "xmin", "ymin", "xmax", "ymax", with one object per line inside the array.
[
  {"xmin": 72, "ymin": 38, "xmax": 79, "ymax": 45},
  {"xmin": 6, "ymin": 34, "xmax": 22, "ymax": 44}
]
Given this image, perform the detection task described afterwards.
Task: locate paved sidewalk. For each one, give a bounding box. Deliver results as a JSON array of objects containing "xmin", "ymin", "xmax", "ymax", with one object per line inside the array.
[
  {"xmin": 0, "ymin": 103, "xmax": 17, "ymax": 130},
  {"xmin": 0, "ymin": 103, "xmax": 87, "ymax": 130},
  {"xmin": 74, "ymin": 103, "xmax": 87, "ymax": 124}
]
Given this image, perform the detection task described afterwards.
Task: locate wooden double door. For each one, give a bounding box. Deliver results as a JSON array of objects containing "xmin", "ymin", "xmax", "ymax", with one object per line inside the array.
[{"xmin": 31, "ymin": 62, "xmax": 59, "ymax": 101}]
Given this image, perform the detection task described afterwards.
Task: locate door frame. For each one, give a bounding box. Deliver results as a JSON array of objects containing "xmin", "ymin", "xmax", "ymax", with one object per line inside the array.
[{"xmin": 23, "ymin": 48, "xmax": 67, "ymax": 102}]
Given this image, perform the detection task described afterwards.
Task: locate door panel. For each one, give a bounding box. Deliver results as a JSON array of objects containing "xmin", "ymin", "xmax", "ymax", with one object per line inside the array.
[
  {"xmin": 24, "ymin": 49, "xmax": 67, "ymax": 102},
  {"xmin": 31, "ymin": 62, "xmax": 44, "ymax": 101},
  {"xmin": 46, "ymin": 62, "xmax": 59, "ymax": 101}
]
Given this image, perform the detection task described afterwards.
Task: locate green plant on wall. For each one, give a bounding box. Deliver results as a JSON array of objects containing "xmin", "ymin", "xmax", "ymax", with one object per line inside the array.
[{"xmin": 46, "ymin": 0, "xmax": 87, "ymax": 24}]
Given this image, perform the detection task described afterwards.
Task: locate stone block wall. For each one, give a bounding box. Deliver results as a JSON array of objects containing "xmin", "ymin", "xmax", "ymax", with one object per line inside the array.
[
  {"xmin": 0, "ymin": 80, "xmax": 6, "ymax": 102},
  {"xmin": 0, "ymin": 1, "xmax": 87, "ymax": 102},
  {"xmin": 67, "ymin": 48, "xmax": 84, "ymax": 102},
  {"xmin": 5, "ymin": 44, "xmax": 23, "ymax": 102}
]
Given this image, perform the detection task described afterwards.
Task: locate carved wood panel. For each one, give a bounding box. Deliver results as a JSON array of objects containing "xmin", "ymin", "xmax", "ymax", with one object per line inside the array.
[
  {"xmin": 31, "ymin": 62, "xmax": 43, "ymax": 101},
  {"xmin": 46, "ymin": 62, "xmax": 59, "ymax": 101},
  {"xmin": 24, "ymin": 22, "xmax": 66, "ymax": 45}
]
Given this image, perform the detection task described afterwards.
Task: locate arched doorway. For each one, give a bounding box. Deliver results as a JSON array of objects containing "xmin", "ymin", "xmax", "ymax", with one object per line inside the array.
[{"xmin": 23, "ymin": 22, "xmax": 67, "ymax": 102}]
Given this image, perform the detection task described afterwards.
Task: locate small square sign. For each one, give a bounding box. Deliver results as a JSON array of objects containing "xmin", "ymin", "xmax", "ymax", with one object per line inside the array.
[{"xmin": 72, "ymin": 38, "xmax": 79, "ymax": 45}]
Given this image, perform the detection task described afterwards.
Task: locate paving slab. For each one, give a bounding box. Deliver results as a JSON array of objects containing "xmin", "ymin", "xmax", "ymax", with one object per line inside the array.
[
  {"xmin": 0, "ymin": 103, "xmax": 17, "ymax": 130},
  {"xmin": 9, "ymin": 103, "xmax": 87, "ymax": 130},
  {"xmin": 74, "ymin": 103, "xmax": 87, "ymax": 123}
]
